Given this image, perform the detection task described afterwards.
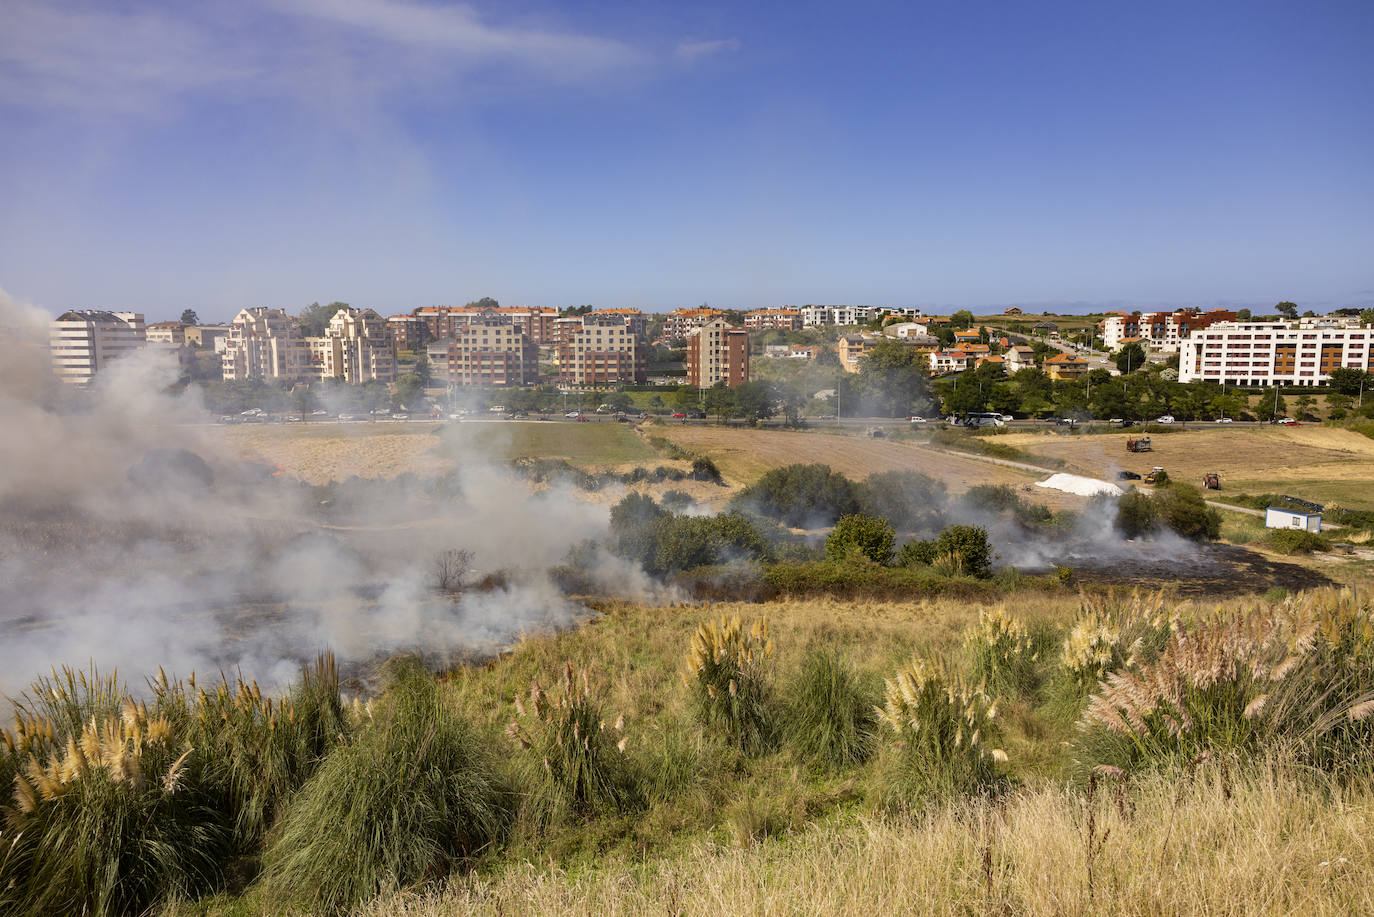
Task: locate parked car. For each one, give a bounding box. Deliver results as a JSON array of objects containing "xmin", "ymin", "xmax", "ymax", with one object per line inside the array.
[
  {"xmin": 688, "ymin": 411, "xmax": 706, "ymax": 419},
  {"xmin": 575, "ymin": 415, "xmax": 590, "ymax": 423},
  {"xmin": 565, "ymin": 411, "xmax": 581, "ymax": 418},
  {"xmin": 1277, "ymin": 417, "xmax": 1300, "ymax": 425},
  {"xmin": 672, "ymin": 412, "xmax": 686, "ymax": 419},
  {"xmin": 1214, "ymin": 417, "xmax": 1234, "ymax": 423},
  {"xmin": 1155, "ymin": 415, "xmax": 1175, "ymax": 424},
  {"xmin": 908, "ymin": 416, "xmax": 927, "ymax": 423},
  {"xmin": 1116, "ymin": 470, "xmax": 1142, "ymax": 481}
]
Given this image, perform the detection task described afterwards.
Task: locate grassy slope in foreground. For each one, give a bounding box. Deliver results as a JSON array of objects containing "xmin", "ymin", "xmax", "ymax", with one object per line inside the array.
[
  {"xmin": 160, "ymin": 585, "xmax": 1374, "ymax": 917},
  {"xmin": 351, "ymin": 767, "xmax": 1373, "ymax": 917}
]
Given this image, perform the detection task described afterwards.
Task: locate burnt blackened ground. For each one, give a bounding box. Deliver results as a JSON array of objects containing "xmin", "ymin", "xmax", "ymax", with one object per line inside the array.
[{"xmin": 1050, "ymin": 542, "xmax": 1333, "ymax": 596}]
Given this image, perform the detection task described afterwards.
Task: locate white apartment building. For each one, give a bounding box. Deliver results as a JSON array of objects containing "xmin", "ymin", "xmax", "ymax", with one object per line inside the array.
[
  {"xmin": 222, "ymin": 307, "xmax": 306, "ymax": 381},
  {"xmin": 799, "ymin": 305, "xmax": 923, "ymax": 327},
  {"xmin": 318, "ymin": 308, "xmax": 395, "ymax": 383},
  {"xmin": 50, "ymin": 310, "xmax": 147, "ymax": 385},
  {"xmin": 1102, "ymin": 309, "xmax": 1237, "ymax": 352},
  {"xmin": 1178, "ymin": 321, "xmax": 1374, "ymax": 386}
]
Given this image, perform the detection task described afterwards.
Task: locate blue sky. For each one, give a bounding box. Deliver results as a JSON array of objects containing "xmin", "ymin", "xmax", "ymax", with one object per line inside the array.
[{"xmin": 2, "ymin": 0, "xmax": 1372, "ymax": 322}]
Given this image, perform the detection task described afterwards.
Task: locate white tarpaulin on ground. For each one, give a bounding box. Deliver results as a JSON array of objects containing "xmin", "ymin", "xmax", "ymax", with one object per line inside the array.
[{"xmin": 1034, "ymin": 473, "xmax": 1124, "ymax": 498}]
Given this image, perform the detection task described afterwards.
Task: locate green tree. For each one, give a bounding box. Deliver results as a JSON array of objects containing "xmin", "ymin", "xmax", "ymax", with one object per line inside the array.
[
  {"xmin": 933, "ymin": 525, "xmax": 993, "ymax": 577},
  {"xmin": 412, "ymin": 352, "xmax": 432, "ymax": 386},
  {"xmin": 292, "ymin": 385, "xmax": 318, "ymax": 421},
  {"xmin": 1209, "ymin": 392, "xmax": 1246, "ymax": 420},
  {"xmin": 465, "ymin": 297, "xmax": 500, "ymax": 310},
  {"xmin": 1255, "ymin": 390, "xmax": 1288, "ymax": 422},
  {"xmin": 180, "ymin": 309, "xmax": 199, "ymax": 325},
  {"xmin": 360, "ymin": 379, "xmax": 390, "ymax": 416},
  {"xmin": 393, "ymin": 374, "xmax": 425, "ymax": 410},
  {"xmin": 705, "ymin": 383, "xmax": 736, "ymax": 420},
  {"xmin": 299, "ymin": 302, "xmax": 351, "ymax": 337},
  {"xmin": 1360, "ymin": 308, "xmax": 1374, "ymax": 325},
  {"xmin": 733, "ymin": 380, "xmax": 777, "ymax": 421},
  {"xmin": 951, "ymin": 309, "xmax": 975, "ymax": 330},
  {"xmin": 1275, "ymin": 301, "xmax": 1299, "ymax": 320},
  {"xmin": 1327, "ymin": 367, "xmax": 1371, "ymax": 396},
  {"xmin": 1115, "ymin": 342, "xmax": 1147, "ymax": 375},
  {"xmin": 1115, "ymin": 490, "xmax": 1157, "ymax": 539},
  {"xmin": 1236, "ymin": 308, "xmax": 1251, "ymax": 321},
  {"xmin": 826, "ymin": 514, "xmax": 896, "ymax": 565},
  {"xmin": 1153, "ymin": 485, "xmax": 1222, "ymax": 541},
  {"xmin": 854, "ymin": 340, "xmax": 932, "ymax": 417},
  {"xmin": 1294, "ymin": 394, "xmax": 1318, "ymax": 422}
]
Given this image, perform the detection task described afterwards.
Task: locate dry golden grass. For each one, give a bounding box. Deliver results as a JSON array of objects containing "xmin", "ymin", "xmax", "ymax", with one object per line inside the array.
[
  {"xmin": 996, "ymin": 426, "xmax": 1374, "ymax": 509},
  {"xmin": 356, "ymin": 764, "xmax": 1373, "ymax": 916}
]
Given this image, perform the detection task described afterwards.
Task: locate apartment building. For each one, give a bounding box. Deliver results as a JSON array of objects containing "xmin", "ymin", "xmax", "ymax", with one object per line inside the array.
[
  {"xmin": 412, "ymin": 305, "xmax": 558, "ymax": 343},
  {"xmin": 589, "ymin": 308, "xmax": 649, "ymax": 340},
  {"xmin": 428, "ymin": 316, "xmax": 538, "ymax": 386},
  {"xmin": 222, "ymin": 307, "xmax": 306, "ymax": 381},
  {"xmin": 145, "ymin": 321, "xmax": 187, "ymax": 344},
  {"xmin": 1178, "ymin": 320, "xmax": 1373, "ymax": 386},
  {"xmin": 1102, "ymin": 309, "xmax": 1238, "ymax": 352},
  {"xmin": 50, "ymin": 310, "xmax": 147, "ymax": 385},
  {"xmin": 800, "ymin": 305, "xmax": 924, "ymax": 327},
  {"xmin": 387, "ymin": 314, "xmax": 423, "ymax": 351},
  {"xmin": 686, "ymin": 318, "xmax": 749, "ymax": 388},
  {"xmin": 663, "ymin": 308, "xmax": 725, "ymax": 341},
  {"xmin": 743, "ymin": 308, "xmax": 802, "ymax": 331},
  {"xmin": 558, "ymin": 314, "xmax": 646, "ymax": 385},
  {"xmin": 312, "ymin": 308, "xmax": 395, "ymax": 383}
]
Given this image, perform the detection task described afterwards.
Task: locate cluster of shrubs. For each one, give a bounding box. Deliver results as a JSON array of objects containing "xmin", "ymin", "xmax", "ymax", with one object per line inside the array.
[
  {"xmin": 1114, "ymin": 483, "xmax": 1222, "ymax": 541},
  {"xmin": 729, "ymin": 464, "xmax": 947, "ymax": 530},
  {"xmin": 4, "ymin": 590, "xmax": 1372, "ymax": 913},
  {"xmin": 608, "ymin": 493, "xmax": 775, "ymax": 575},
  {"xmin": 512, "ymin": 459, "xmax": 684, "ymax": 492}
]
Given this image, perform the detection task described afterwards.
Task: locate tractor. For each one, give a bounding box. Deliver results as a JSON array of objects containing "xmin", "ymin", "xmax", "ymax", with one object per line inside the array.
[
  {"xmin": 1203, "ymin": 472, "xmax": 1220, "ymax": 490},
  {"xmin": 1144, "ymin": 466, "xmax": 1166, "ymax": 485},
  {"xmin": 1126, "ymin": 436, "xmax": 1152, "ymax": 453}
]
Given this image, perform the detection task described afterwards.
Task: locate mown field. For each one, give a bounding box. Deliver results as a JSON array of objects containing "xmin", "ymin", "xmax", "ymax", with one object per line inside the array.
[
  {"xmin": 221, "ymin": 420, "xmax": 656, "ymax": 484},
  {"xmin": 996, "ymin": 425, "xmax": 1374, "ymax": 509}
]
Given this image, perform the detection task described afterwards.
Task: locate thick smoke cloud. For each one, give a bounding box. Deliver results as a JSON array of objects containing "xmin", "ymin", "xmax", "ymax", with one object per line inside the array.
[{"xmin": 0, "ymin": 287, "xmax": 668, "ymax": 709}]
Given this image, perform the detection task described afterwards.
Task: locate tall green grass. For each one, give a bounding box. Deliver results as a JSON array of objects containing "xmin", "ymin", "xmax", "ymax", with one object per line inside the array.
[
  {"xmin": 260, "ymin": 659, "xmax": 510, "ymax": 912},
  {"xmin": 783, "ymin": 648, "xmax": 877, "ymax": 769}
]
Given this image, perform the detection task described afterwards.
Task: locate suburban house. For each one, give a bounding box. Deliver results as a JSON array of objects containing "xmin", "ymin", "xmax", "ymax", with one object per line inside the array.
[
  {"xmin": 1043, "ymin": 352, "xmax": 1090, "ymax": 381},
  {"xmin": 928, "ymin": 350, "xmax": 969, "ymax": 375},
  {"xmin": 1005, "ymin": 345, "xmax": 1038, "ymax": 373}
]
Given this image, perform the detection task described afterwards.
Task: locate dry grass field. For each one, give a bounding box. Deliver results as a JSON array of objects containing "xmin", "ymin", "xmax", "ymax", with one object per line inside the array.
[
  {"xmin": 995, "ymin": 426, "xmax": 1374, "ymax": 509},
  {"xmin": 647, "ymin": 423, "xmax": 1088, "ymax": 510},
  {"xmin": 220, "ymin": 420, "xmax": 655, "ymax": 484}
]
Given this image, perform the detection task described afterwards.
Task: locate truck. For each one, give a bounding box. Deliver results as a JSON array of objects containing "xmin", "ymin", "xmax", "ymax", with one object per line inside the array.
[{"xmin": 1126, "ymin": 436, "xmax": 1152, "ymax": 453}]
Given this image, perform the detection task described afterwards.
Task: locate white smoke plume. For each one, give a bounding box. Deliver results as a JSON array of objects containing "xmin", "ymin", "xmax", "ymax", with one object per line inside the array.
[{"xmin": 0, "ymin": 287, "xmax": 666, "ymax": 708}]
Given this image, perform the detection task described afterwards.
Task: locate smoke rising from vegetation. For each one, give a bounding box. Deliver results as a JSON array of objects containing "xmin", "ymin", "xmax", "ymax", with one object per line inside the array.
[{"xmin": 0, "ymin": 287, "xmax": 666, "ymax": 707}]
